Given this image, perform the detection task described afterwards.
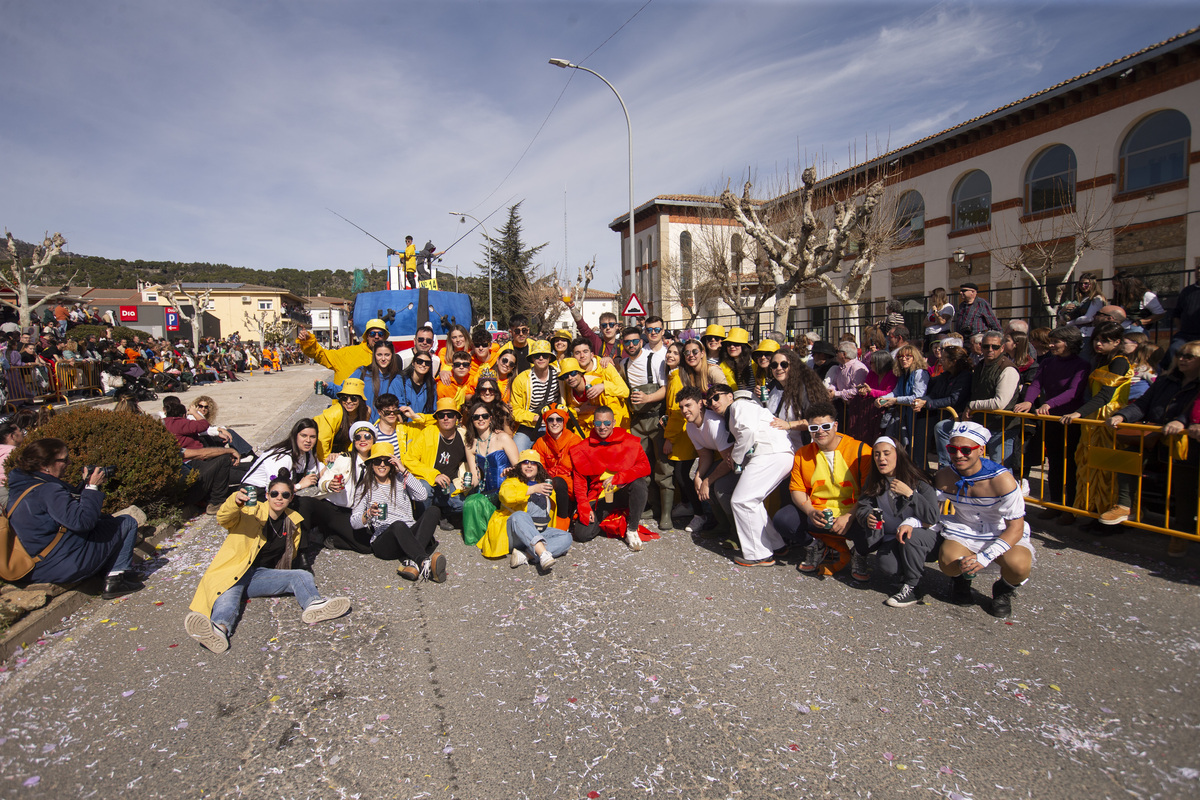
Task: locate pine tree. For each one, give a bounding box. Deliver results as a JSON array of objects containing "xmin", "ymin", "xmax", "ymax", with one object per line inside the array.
[{"xmin": 475, "ymin": 202, "xmax": 547, "ymax": 327}]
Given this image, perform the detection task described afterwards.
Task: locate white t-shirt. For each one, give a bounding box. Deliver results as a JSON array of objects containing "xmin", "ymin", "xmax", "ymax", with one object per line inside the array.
[
  {"xmin": 686, "ymin": 410, "xmax": 732, "ymax": 452},
  {"xmin": 925, "ymin": 303, "xmax": 956, "ymax": 336},
  {"xmin": 623, "ymin": 345, "xmax": 668, "ymax": 388}
]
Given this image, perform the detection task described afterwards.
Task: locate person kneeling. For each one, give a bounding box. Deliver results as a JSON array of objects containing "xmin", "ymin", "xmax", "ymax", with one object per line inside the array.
[
  {"xmin": 568, "ymin": 406, "xmax": 651, "ymax": 551},
  {"xmin": 184, "ymin": 472, "xmax": 350, "ymax": 654},
  {"xmin": 854, "ymin": 436, "xmax": 942, "ymax": 608},
  {"xmin": 352, "ymin": 442, "xmax": 446, "ymax": 583},
  {"xmin": 477, "ymin": 450, "xmax": 571, "ymax": 571},
  {"xmin": 935, "ymin": 421, "xmax": 1034, "ymax": 618}
]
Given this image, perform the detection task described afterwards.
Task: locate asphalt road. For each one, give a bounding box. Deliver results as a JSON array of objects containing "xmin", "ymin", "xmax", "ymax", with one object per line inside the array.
[{"xmin": 1, "ymin": 366, "xmax": 1198, "ymax": 799}]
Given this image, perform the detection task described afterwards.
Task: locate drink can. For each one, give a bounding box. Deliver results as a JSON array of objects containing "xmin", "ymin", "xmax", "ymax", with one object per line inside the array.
[
  {"xmin": 314, "ymin": 380, "xmax": 323, "ymax": 395},
  {"xmin": 244, "ymin": 484, "xmax": 257, "ymax": 506},
  {"xmin": 377, "ymin": 502, "xmax": 388, "ymax": 519},
  {"xmin": 462, "ymin": 471, "xmax": 472, "ymax": 489}
]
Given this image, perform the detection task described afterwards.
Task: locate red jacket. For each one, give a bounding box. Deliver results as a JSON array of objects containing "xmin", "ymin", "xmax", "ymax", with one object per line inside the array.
[
  {"xmin": 568, "ymin": 427, "xmax": 650, "ymax": 525},
  {"xmin": 162, "ymin": 416, "xmax": 211, "ymax": 452}
]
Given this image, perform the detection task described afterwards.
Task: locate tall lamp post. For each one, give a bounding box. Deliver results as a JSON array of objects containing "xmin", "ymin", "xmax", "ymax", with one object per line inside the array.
[
  {"xmin": 548, "ymin": 58, "xmax": 634, "ymax": 301},
  {"xmin": 450, "ymin": 211, "xmax": 492, "ymax": 323}
]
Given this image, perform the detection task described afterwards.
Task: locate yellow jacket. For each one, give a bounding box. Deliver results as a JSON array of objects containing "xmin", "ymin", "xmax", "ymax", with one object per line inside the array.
[
  {"xmin": 509, "ymin": 367, "xmax": 557, "ymax": 427},
  {"xmin": 404, "ymin": 423, "xmax": 459, "ymax": 484},
  {"xmin": 299, "ymin": 336, "xmax": 374, "ymax": 385},
  {"xmin": 189, "ymin": 495, "xmax": 305, "ymax": 617},
  {"xmin": 476, "ymin": 477, "xmax": 562, "ymax": 559},
  {"xmin": 662, "ymin": 370, "xmax": 697, "ymax": 461},
  {"xmin": 314, "ymin": 403, "xmax": 345, "ymax": 463}
]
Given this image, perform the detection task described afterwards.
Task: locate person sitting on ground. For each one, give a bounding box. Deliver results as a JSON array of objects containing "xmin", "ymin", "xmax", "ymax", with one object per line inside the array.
[
  {"xmin": 569, "ymin": 406, "xmax": 651, "ymax": 551},
  {"xmin": 5, "ymin": 439, "xmax": 142, "ymax": 599},
  {"xmin": 297, "ymin": 319, "xmax": 391, "ymax": 387},
  {"xmin": 460, "ymin": 400, "xmax": 520, "ymax": 546},
  {"xmin": 351, "ymin": 442, "xmax": 446, "ymax": 582},
  {"xmin": 677, "ymin": 385, "xmax": 736, "ymax": 539},
  {"xmin": 186, "ymin": 395, "xmax": 255, "ymax": 460},
  {"xmin": 161, "ymin": 395, "xmax": 238, "ymax": 515},
  {"xmin": 405, "ymin": 399, "xmax": 470, "ymax": 530},
  {"xmin": 314, "ymin": 378, "xmax": 371, "ymax": 462},
  {"xmin": 238, "ymin": 419, "xmax": 322, "ymax": 500},
  {"xmin": 478, "ymin": 449, "xmax": 572, "ymax": 569},
  {"xmin": 934, "ymin": 421, "xmax": 1034, "ymax": 618},
  {"xmin": 303, "ymin": 421, "xmax": 378, "ymax": 554},
  {"xmin": 852, "ymin": 436, "xmax": 942, "ymax": 607},
  {"xmin": 473, "ymin": 375, "xmax": 520, "ymax": 444},
  {"xmin": 773, "ymin": 402, "xmax": 873, "ymax": 575},
  {"xmin": 184, "ymin": 471, "xmax": 351, "ymax": 653},
  {"xmin": 531, "ymin": 404, "xmax": 582, "ymax": 522}
]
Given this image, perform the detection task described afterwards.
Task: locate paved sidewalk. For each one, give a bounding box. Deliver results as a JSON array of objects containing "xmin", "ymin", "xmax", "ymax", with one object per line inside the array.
[{"xmin": 0, "ymin": 371, "xmax": 1197, "ymax": 799}]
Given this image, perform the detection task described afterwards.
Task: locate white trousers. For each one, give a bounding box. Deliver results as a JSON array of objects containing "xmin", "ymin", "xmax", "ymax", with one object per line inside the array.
[{"xmin": 730, "ymin": 450, "xmax": 795, "ymax": 561}]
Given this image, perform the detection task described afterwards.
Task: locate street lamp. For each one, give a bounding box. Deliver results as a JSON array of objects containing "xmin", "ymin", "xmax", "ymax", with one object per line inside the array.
[
  {"xmin": 450, "ymin": 211, "xmax": 492, "ymax": 323},
  {"xmin": 548, "ymin": 58, "xmax": 635, "ymax": 301}
]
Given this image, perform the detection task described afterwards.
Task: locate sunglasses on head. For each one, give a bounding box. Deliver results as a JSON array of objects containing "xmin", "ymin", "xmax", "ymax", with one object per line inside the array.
[
  {"xmin": 807, "ymin": 422, "xmax": 836, "ymax": 433},
  {"xmin": 435, "ymin": 411, "xmax": 459, "ymax": 420},
  {"xmin": 946, "ymin": 444, "xmax": 982, "ymax": 457},
  {"xmin": 268, "ymin": 490, "xmax": 293, "ymax": 499},
  {"xmin": 353, "ymin": 432, "xmax": 375, "ymax": 441}
]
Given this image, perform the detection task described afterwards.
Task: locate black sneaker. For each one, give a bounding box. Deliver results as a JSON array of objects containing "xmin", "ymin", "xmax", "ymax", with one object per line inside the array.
[
  {"xmin": 951, "ymin": 574, "xmax": 974, "ymax": 605},
  {"xmin": 886, "ymin": 584, "xmax": 921, "ymax": 608},
  {"xmin": 438, "ymin": 518, "xmax": 456, "ymax": 532},
  {"xmin": 990, "ymin": 579, "xmax": 1015, "ymax": 618},
  {"xmin": 102, "ymin": 572, "xmax": 144, "ymax": 600},
  {"xmin": 799, "ymin": 539, "xmax": 828, "ymax": 573}
]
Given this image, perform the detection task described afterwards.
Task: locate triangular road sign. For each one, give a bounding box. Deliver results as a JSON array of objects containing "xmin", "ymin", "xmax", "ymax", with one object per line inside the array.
[{"xmin": 622, "ymin": 292, "xmax": 647, "ymax": 317}]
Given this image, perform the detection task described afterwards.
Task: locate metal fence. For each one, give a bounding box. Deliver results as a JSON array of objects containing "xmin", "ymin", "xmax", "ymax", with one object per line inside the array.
[{"xmin": 2, "ymin": 361, "xmax": 104, "ymax": 410}]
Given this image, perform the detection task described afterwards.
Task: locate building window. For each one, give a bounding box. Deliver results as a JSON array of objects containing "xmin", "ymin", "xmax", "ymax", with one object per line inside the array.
[
  {"xmin": 896, "ymin": 191, "xmax": 924, "ymax": 244},
  {"xmin": 145, "ymin": 292, "xmax": 157, "ymax": 302},
  {"xmin": 679, "ymin": 232, "xmax": 693, "ymax": 301},
  {"xmin": 952, "ymin": 171, "xmax": 991, "ymax": 231},
  {"xmin": 1120, "ymin": 109, "xmax": 1191, "ymax": 193},
  {"xmin": 1025, "ymin": 144, "xmax": 1077, "ymax": 213},
  {"xmin": 258, "ymin": 300, "xmax": 273, "ymax": 310}
]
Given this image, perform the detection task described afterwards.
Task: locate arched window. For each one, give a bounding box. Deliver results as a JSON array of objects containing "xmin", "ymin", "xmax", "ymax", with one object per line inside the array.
[
  {"xmin": 1121, "ymin": 109, "xmax": 1191, "ymax": 192},
  {"xmin": 896, "ymin": 190, "xmax": 925, "ymax": 243},
  {"xmin": 679, "ymin": 231, "xmax": 693, "ymax": 300},
  {"xmin": 1026, "ymin": 144, "xmax": 1077, "ymax": 212},
  {"xmin": 952, "ymin": 170, "xmax": 991, "ymax": 231}
]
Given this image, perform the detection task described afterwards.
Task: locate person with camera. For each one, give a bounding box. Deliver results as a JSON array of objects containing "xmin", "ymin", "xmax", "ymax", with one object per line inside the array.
[{"xmin": 6, "ymin": 438, "xmax": 142, "ymax": 599}]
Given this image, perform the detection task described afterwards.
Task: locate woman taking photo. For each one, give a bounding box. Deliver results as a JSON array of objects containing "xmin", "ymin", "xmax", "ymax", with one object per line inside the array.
[
  {"xmin": 1063, "ymin": 272, "xmax": 1106, "ymax": 339},
  {"xmin": 315, "ymin": 378, "xmax": 371, "ymax": 462},
  {"xmin": 5, "ymin": 439, "xmax": 141, "ymax": 599},
  {"xmin": 239, "ymin": 419, "xmax": 322, "ymax": 499},
  {"xmin": 184, "ymin": 471, "xmax": 351, "ymax": 653},
  {"xmin": 851, "ymin": 436, "xmax": 941, "ymax": 607},
  {"xmin": 351, "ymin": 442, "xmax": 446, "ymax": 582},
  {"xmin": 924, "ymin": 288, "xmax": 955, "ymax": 353},
  {"xmin": 460, "ymin": 400, "xmax": 520, "ymax": 546},
  {"xmin": 298, "ymin": 421, "xmax": 379, "ymax": 554},
  {"xmin": 476, "ymin": 450, "xmax": 572, "ymax": 569}
]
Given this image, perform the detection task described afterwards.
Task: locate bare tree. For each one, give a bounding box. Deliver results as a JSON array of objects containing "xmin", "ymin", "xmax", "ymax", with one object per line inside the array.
[
  {"xmin": 658, "ymin": 253, "xmax": 721, "ymax": 328},
  {"xmin": 983, "ymin": 186, "xmax": 1125, "ymax": 325},
  {"xmin": 162, "ymin": 282, "xmax": 214, "ymax": 350},
  {"xmin": 2, "ymin": 231, "xmax": 76, "ymax": 330},
  {"xmin": 514, "ymin": 269, "xmax": 567, "ymax": 335},
  {"xmin": 720, "ymin": 165, "xmax": 885, "ymax": 333},
  {"xmin": 243, "ymin": 309, "xmax": 295, "ymax": 346}
]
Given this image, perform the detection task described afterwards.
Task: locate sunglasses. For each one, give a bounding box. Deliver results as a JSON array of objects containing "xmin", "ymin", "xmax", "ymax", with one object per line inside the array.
[
  {"xmin": 807, "ymin": 422, "xmax": 836, "ymax": 433},
  {"xmin": 416, "ymin": 336, "xmax": 434, "ymax": 344},
  {"xmin": 706, "ymin": 394, "xmax": 728, "ymax": 405},
  {"xmin": 623, "ymin": 340, "xmax": 642, "ymax": 347},
  {"xmin": 369, "ymin": 459, "xmax": 391, "ymax": 467},
  {"xmin": 453, "ymin": 361, "xmax": 471, "ymax": 368},
  {"xmin": 1179, "ymin": 353, "xmax": 1200, "ymax": 361},
  {"xmin": 513, "ymin": 327, "xmax": 530, "ymax": 334},
  {"xmin": 498, "ymin": 360, "xmax": 514, "ymax": 368},
  {"xmin": 338, "ymin": 395, "xmax": 361, "ymax": 402},
  {"xmin": 268, "ymin": 490, "xmax": 293, "ymax": 499},
  {"xmin": 702, "ymin": 336, "xmax": 722, "ymax": 344},
  {"xmin": 981, "ymin": 344, "xmax": 1003, "ymax": 351},
  {"xmin": 770, "ymin": 362, "xmax": 788, "ymax": 371},
  {"xmin": 560, "ymin": 372, "xmax": 581, "ymax": 380},
  {"xmin": 379, "ymin": 408, "xmax": 399, "ymax": 416},
  {"xmin": 353, "ymin": 432, "xmax": 375, "ymax": 441},
  {"xmin": 946, "ymin": 444, "xmax": 982, "ymax": 457},
  {"xmin": 435, "ymin": 411, "xmax": 460, "ymax": 420},
  {"xmin": 645, "ymin": 326, "xmax": 663, "ymax": 334},
  {"xmin": 366, "ymin": 330, "xmax": 387, "ymax": 338},
  {"xmin": 546, "ymin": 416, "xmax": 564, "ymax": 423},
  {"xmin": 479, "ymin": 387, "xmax": 497, "ymax": 394},
  {"xmin": 195, "ymin": 403, "xmax": 210, "ymax": 409},
  {"xmin": 472, "ymin": 413, "xmax": 491, "ymax": 421},
  {"xmin": 684, "ymin": 349, "xmax": 703, "ymax": 358},
  {"xmin": 593, "ymin": 420, "xmax": 614, "ymax": 428},
  {"xmin": 414, "ymin": 358, "xmax": 432, "ymax": 366},
  {"xmin": 532, "ymin": 353, "xmax": 550, "ymax": 360},
  {"xmin": 600, "ymin": 322, "xmax": 618, "ymax": 329}
]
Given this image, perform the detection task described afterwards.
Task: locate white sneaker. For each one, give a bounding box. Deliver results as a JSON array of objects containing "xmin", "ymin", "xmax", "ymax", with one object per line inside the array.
[
  {"xmin": 1020, "ymin": 479, "xmax": 1031, "ymax": 496},
  {"xmin": 301, "ymin": 596, "xmax": 351, "ymax": 624},
  {"xmin": 509, "ymin": 548, "xmax": 529, "ymax": 568},
  {"xmin": 539, "ymin": 549, "xmax": 555, "ymax": 570},
  {"xmin": 184, "ymin": 611, "xmax": 229, "ymax": 653},
  {"xmin": 685, "ymin": 515, "xmax": 707, "ymax": 533},
  {"xmin": 625, "ymin": 529, "xmax": 643, "ymax": 551}
]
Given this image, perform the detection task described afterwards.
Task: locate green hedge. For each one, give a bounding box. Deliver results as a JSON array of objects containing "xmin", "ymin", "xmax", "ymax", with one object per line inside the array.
[
  {"xmin": 64, "ymin": 324, "xmax": 143, "ymax": 342},
  {"xmin": 9, "ymin": 407, "xmax": 189, "ymax": 514}
]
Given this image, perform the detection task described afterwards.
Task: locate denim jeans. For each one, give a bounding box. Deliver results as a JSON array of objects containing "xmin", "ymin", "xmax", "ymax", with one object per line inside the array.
[
  {"xmin": 209, "ymin": 567, "xmax": 321, "ymax": 635},
  {"xmin": 513, "ymin": 431, "xmax": 533, "ymax": 452},
  {"xmin": 105, "ymin": 514, "xmax": 141, "ymax": 574},
  {"xmin": 507, "ymin": 511, "xmax": 572, "ymax": 557},
  {"xmin": 420, "ymin": 480, "xmax": 464, "ymax": 516}
]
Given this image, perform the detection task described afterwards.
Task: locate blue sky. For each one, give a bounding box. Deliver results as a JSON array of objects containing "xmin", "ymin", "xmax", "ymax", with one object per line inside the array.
[{"xmin": 1, "ymin": 1, "xmax": 1195, "ymax": 293}]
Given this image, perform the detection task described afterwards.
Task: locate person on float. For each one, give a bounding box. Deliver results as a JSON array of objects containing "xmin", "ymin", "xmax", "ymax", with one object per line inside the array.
[{"xmin": 934, "ymin": 420, "xmax": 1034, "ymax": 618}]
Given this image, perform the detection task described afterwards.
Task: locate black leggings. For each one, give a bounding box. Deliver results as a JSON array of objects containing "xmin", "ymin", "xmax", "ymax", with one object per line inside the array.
[
  {"xmin": 294, "ymin": 497, "xmax": 373, "ymax": 554},
  {"xmin": 370, "ymin": 508, "xmax": 442, "ymax": 563},
  {"xmin": 551, "ymin": 476, "xmax": 575, "ymax": 519}
]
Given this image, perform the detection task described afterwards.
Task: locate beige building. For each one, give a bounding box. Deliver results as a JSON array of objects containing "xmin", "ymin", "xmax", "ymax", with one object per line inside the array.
[
  {"xmin": 145, "ymin": 281, "xmax": 308, "ymax": 342},
  {"xmin": 616, "ymin": 27, "xmax": 1200, "ymax": 339}
]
